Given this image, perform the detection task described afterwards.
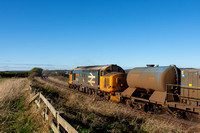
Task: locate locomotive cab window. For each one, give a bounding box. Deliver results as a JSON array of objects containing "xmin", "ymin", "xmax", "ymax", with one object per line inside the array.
[
  {"xmin": 106, "ymin": 69, "xmax": 111, "ymax": 72},
  {"xmin": 101, "ymin": 71, "xmax": 104, "ymax": 76}
]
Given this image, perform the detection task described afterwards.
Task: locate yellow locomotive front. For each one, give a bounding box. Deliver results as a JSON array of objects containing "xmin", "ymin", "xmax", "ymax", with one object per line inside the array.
[
  {"xmin": 100, "ymin": 72, "xmax": 127, "ymax": 92},
  {"xmin": 68, "ymin": 72, "xmax": 73, "ymax": 85}
]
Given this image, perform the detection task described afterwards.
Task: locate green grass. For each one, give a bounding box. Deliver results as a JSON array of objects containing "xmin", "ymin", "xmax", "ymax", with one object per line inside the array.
[
  {"xmin": 10, "ymin": 98, "xmax": 35, "ymax": 133},
  {"xmin": 1, "ymin": 97, "xmax": 35, "ymax": 133},
  {"xmin": 0, "ymin": 78, "xmax": 8, "ymax": 83}
]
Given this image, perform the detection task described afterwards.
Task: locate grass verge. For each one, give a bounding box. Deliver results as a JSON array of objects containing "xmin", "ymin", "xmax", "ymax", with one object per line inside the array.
[{"xmin": 0, "ymin": 78, "xmax": 43, "ymax": 132}]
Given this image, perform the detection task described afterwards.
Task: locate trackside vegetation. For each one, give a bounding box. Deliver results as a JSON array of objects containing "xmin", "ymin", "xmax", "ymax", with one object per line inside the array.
[{"xmin": 0, "ymin": 79, "xmax": 44, "ymax": 132}]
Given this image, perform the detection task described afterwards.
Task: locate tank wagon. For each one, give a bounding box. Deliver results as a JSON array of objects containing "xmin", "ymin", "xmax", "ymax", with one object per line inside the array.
[
  {"xmin": 120, "ymin": 65, "xmax": 200, "ymax": 114},
  {"xmin": 68, "ymin": 64, "xmax": 127, "ymax": 98}
]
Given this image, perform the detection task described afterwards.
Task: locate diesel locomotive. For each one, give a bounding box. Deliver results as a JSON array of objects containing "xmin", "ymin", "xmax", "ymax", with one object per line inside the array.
[
  {"xmin": 68, "ymin": 64, "xmax": 127, "ymax": 99},
  {"xmin": 69, "ymin": 64, "xmax": 200, "ymax": 115}
]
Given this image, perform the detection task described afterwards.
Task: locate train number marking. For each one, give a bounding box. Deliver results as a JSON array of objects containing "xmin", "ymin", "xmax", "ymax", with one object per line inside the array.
[{"xmin": 88, "ymin": 73, "xmax": 95, "ymax": 86}]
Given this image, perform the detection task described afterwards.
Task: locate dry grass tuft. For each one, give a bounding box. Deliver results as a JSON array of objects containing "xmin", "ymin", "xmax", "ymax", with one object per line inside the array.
[
  {"xmin": 140, "ymin": 118, "xmax": 183, "ymax": 133},
  {"xmin": 0, "ymin": 78, "xmax": 27, "ymax": 132},
  {"xmin": 0, "ymin": 78, "xmax": 27, "ymax": 103},
  {"xmin": 0, "ymin": 78, "xmax": 45, "ymax": 132}
]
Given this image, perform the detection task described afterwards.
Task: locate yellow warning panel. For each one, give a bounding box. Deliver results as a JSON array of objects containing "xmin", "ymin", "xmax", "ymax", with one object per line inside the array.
[{"xmin": 110, "ymin": 95, "xmax": 120, "ymax": 102}]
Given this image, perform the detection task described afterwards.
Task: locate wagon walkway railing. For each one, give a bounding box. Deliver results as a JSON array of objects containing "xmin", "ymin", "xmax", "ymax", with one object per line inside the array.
[{"xmin": 29, "ymin": 86, "xmax": 78, "ymax": 133}]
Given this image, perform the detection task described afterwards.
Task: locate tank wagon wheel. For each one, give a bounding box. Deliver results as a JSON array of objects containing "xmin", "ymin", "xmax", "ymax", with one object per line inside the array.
[
  {"xmin": 135, "ymin": 103, "xmax": 151, "ymax": 111},
  {"xmin": 152, "ymin": 105, "xmax": 162, "ymax": 114},
  {"xmin": 125, "ymin": 99, "xmax": 132, "ymax": 107},
  {"xmin": 135, "ymin": 103, "xmax": 143, "ymax": 110},
  {"xmin": 167, "ymin": 108, "xmax": 185, "ymax": 118},
  {"xmin": 172, "ymin": 111, "xmax": 181, "ymax": 118},
  {"xmin": 144, "ymin": 103, "xmax": 151, "ymax": 112}
]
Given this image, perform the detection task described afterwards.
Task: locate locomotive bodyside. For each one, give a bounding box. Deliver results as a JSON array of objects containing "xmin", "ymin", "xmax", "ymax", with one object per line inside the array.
[{"xmin": 68, "ymin": 64, "xmax": 127, "ymax": 93}]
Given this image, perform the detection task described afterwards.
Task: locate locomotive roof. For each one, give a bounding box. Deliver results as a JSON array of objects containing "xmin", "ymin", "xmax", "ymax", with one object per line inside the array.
[
  {"xmin": 103, "ymin": 72, "xmax": 124, "ymax": 77},
  {"xmin": 73, "ymin": 65, "xmax": 110, "ymax": 71}
]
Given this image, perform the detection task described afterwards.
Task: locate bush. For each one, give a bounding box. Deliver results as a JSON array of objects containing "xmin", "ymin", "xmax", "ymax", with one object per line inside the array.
[{"xmin": 29, "ymin": 67, "xmax": 43, "ymax": 78}]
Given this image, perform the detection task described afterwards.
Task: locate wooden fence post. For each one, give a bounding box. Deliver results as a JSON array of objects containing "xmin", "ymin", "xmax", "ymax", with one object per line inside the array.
[{"xmin": 29, "ymin": 86, "xmax": 78, "ymax": 133}]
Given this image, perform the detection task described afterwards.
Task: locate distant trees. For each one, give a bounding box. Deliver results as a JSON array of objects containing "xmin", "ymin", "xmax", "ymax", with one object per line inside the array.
[
  {"xmin": 0, "ymin": 67, "xmax": 43, "ymax": 79},
  {"xmin": 28, "ymin": 67, "xmax": 43, "ymax": 77},
  {"xmin": 0, "ymin": 71, "xmax": 29, "ymax": 78}
]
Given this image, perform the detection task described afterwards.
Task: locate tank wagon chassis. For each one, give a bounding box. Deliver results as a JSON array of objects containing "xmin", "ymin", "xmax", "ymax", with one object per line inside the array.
[{"xmin": 119, "ymin": 85, "xmax": 200, "ymax": 117}]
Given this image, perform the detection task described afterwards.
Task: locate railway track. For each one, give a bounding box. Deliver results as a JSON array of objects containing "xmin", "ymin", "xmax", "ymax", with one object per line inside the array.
[
  {"xmin": 38, "ymin": 77, "xmax": 200, "ymax": 132},
  {"xmin": 40, "ymin": 77, "xmax": 106, "ymax": 101}
]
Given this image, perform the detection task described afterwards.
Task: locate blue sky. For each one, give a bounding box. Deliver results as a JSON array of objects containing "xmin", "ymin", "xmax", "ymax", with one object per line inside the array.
[{"xmin": 0, "ymin": 0, "xmax": 200, "ymax": 70}]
